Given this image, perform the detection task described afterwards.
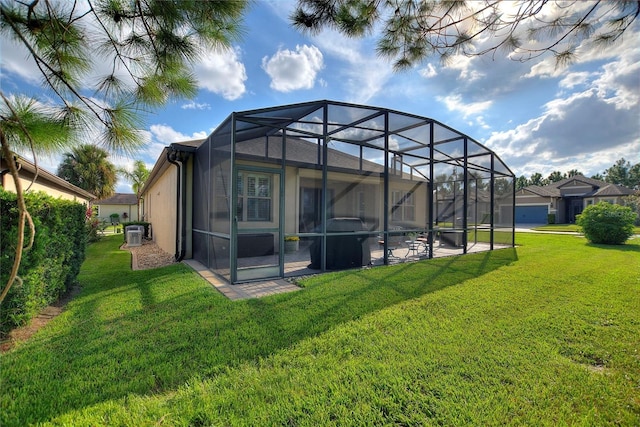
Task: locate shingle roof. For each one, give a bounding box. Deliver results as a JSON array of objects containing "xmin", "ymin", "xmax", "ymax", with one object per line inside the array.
[
  {"xmin": 528, "ymin": 185, "xmax": 559, "ymax": 197},
  {"xmin": 594, "ymin": 183, "xmax": 635, "ymax": 197},
  {"xmin": 521, "ymin": 175, "xmax": 634, "ymax": 197},
  {"xmin": 4, "ymin": 155, "xmax": 96, "ymax": 200},
  {"xmin": 172, "ymin": 139, "xmax": 203, "ymax": 150},
  {"xmin": 94, "ymin": 193, "xmax": 138, "ymax": 205},
  {"xmin": 234, "ymin": 136, "xmax": 387, "ymax": 172},
  {"xmin": 554, "ymin": 175, "xmax": 605, "ymax": 189}
]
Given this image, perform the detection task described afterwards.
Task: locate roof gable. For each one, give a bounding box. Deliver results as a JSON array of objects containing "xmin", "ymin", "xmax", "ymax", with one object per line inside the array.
[
  {"xmin": 94, "ymin": 193, "xmax": 138, "ymax": 205},
  {"xmin": 520, "ymin": 175, "xmax": 636, "ymax": 199},
  {"xmin": 555, "ymin": 176, "xmax": 600, "ymax": 190}
]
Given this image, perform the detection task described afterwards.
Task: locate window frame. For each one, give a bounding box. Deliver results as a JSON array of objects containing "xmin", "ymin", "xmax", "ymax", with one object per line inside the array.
[{"xmin": 237, "ymin": 171, "xmax": 273, "ymax": 222}]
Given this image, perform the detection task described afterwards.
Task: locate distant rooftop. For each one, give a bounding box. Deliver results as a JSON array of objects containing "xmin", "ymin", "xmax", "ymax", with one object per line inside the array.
[
  {"xmin": 520, "ymin": 175, "xmax": 634, "ymax": 197},
  {"xmin": 94, "ymin": 193, "xmax": 137, "ymax": 205}
]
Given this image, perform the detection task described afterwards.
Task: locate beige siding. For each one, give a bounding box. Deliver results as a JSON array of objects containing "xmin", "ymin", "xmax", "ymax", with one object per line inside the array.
[
  {"xmin": 143, "ymin": 167, "xmax": 177, "ymax": 256},
  {"xmin": 284, "ymin": 165, "xmax": 299, "ymax": 235},
  {"xmin": 4, "ymin": 175, "xmax": 91, "ymax": 204},
  {"xmin": 184, "ymin": 157, "xmax": 193, "ymax": 259},
  {"xmin": 559, "ymin": 184, "xmax": 593, "ymax": 196},
  {"xmin": 97, "ymin": 204, "xmax": 138, "ymax": 223},
  {"xmin": 515, "ymin": 194, "xmax": 548, "ymax": 204},
  {"xmin": 586, "ymin": 196, "xmax": 625, "ymax": 206}
]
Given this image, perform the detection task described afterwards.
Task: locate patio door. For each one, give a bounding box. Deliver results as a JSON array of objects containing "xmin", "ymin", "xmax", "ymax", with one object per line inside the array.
[{"xmin": 233, "ymin": 167, "xmax": 283, "ymax": 282}]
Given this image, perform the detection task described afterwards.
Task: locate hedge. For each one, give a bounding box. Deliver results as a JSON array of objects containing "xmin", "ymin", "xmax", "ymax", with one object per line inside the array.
[{"xmin": 0, "ymin": 189, "xmax": 87, "ymax": 338}]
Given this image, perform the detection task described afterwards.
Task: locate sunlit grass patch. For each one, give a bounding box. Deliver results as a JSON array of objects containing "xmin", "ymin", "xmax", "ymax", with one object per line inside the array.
[{"xmin": 1, "ymin": 234, "xmax": 638, "ymax": 426}]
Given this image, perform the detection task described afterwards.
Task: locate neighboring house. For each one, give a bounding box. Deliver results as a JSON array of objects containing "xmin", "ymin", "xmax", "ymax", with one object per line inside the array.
[
  {"xmin": 93, "ymin": 193, "xmax": 139, "ymax": 223},
  {"xmin": 142, "ymin": 100, "xmax": 515, "ymax": 284},
  {"xmin": 1, "ymin": 154, "xmax": 95, "ymax": 204},
  {"xmin": 515, "ymin": 175, "xmax": 635, "ymax": 224}
]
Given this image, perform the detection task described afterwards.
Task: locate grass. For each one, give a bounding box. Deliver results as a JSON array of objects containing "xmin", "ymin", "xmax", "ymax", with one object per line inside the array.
[
  {"xmin": 1, "ymin": 233, "xmax": 639, "ymax": 426},
  {"xmin": 532, "ymin": 223, "xmax": 581, "ymax": 232},
  {"xmin": 533, "ymin": 223, "xmax": 640, "ymax": 234}
]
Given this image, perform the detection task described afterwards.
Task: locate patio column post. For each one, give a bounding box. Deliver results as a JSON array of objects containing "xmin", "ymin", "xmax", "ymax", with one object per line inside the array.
[
  {"xmin": 230, "ymin": 113, "xmax": 238, "ymax": 283},
  {"xmin": 383, "ymin": 111, "xmax": 390, "ymax": 265},
  {"xmin": 320, "ymin": 103, "xmax": 329, "ymax": 271},
  {"xmin": 428, "ymin": 121, "xmax": 434, "ymax": 259},
  {"xmin": 463, "ymin": 137, "xmax": 468, "ymax": 254},
  {"xmin": 490, "ymin": 154, "xmax": 495, "ymax": 250}
]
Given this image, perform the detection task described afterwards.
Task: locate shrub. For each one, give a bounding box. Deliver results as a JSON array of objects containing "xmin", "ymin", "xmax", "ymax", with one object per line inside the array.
[
  {"xmin": 547, "ymin": 213, "xmax": 556, "ymax": 224},
  {"xmin": 620, "ymin": 194, "xmax": 640, "ymax": 226},
  {"xmin": 576, "ymin": 202, "xmax": 636, "ymax": 245},
  {"xmin": 86, "ymin": 217, "xmax": 106, "ymax": 243},
  {"xmin": 0, "ymin": 189, "xmax": 87, "ymax": 337}
]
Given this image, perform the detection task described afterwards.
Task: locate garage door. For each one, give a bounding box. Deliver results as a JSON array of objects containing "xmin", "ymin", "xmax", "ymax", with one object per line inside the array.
[{"xmin": 515, "ymin": 206, "xmax": 548, "ymax": 224}]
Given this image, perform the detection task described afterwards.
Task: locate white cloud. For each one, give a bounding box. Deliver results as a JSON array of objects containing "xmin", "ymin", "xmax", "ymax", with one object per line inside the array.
[
  {"xmin": 444, "ymin": 55, "xmax": 484, "ymax": 82},
  {"xmin": 142, "ymin": 124, "xmax": 207, "ymax": 168},
  {"xmin": 111, "ymin": 124, "xmax": 209, "ymax": 192},
  {"xmin": 149, "ymin": 124, "xmax": 207, "ymax": 144},
  {"xmin": 193, "ymin": 46, "xmax": 247, "ymax": 100},
  {"xmin": 437, "ymin": 94, "xmax": 493, "ymax": 119},
  {"xmin": 524, "ymin": 27, "xmax": 640, "ymax": 79},
  {"xmin": 558, "ymin": 72, "xmax": 592, "ymax": 89},
  {"xmin": 486, "ymin": 88, "xmax": 640, "ymax": 177},
  {"xmin": 310, "ymin": 31, "xmax": 394, "ymax": 103},
  {"xmin": 181, "ymin": 101, "xmax": 211, "ymax": 110},
  {"xmin": 475, "ymin": 116, "xmax": 491, "ymax": 130},
  {"xmin": 591, "ymin": 54, "xmax": 640, "ymax": 110},
  {"xmin": 261, "ymin": 44, "xmax": 324, "ymax": 92},
  {"xmin": 0, "ymin": 38, "xmax": 42, "ymax": 86},
  {"xmin": 419, "ymin": 63, "xmax": 438, "ymax": 78}
]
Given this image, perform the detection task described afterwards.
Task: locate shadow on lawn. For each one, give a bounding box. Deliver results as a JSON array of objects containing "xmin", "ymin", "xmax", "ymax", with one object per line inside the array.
[
  {"xmin": 585, "ymin": 241, "xmax": 640, "ymax": 252},
  {"xmin": 1, "ymin": 246, "xmax": 518, "ymax": 426}
]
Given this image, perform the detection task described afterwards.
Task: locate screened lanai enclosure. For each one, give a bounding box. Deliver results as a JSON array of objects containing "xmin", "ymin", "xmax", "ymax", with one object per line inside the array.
[{"xmin": 191, "ymin": 100, "xmax": 514, "ymax": 283}]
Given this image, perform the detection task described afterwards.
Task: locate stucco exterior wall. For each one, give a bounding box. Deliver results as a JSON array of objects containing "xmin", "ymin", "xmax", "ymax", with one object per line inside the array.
[
  {"xmin": 515, "ymin": 193, "xmax": 549, "ymax": 205},
  {"xmin": 587, "ymin": 195, "xmax": 625, "ymax": 205},
  {"xmin": 559, "ymin": 183, "xmax": 593, "ymax": 196},
  {"xmin": 96, "ymin": 204, "xmax": 138, "ymax": 223},
  {"xmin": 3, "ymin": 174, "xmax": 92, "ymax": 204},
  {"xmin": 143, "ymin": 166, "xmax": 177, "ymax": 257}
]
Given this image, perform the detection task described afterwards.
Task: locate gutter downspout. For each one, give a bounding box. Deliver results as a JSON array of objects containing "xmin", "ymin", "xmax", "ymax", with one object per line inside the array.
[
  {"xmin": 0, "ymin": 168, "xmax": 10, "ymax": 187},
  {"xmin": 166, "ymin": 149, "xmax": 187, "ymax": 261}
]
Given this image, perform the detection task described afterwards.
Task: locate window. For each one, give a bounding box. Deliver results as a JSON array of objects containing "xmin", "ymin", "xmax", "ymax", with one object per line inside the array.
[
  {"xmin": 237, "ymin": 172, "xmax": 272, "ymax": 221},
  {"xmin": 391, "ymin": 190, "xmax": 415, "ymax": 222}
]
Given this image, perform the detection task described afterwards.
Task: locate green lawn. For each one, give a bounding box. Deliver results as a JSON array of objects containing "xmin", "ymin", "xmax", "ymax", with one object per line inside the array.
[
  {"xmin": 1, "ymin": 233, "xmax": 639, "ymax": 426},
  {"xmin": 532, "ymin": 224, "xmax": 582, "ymax": 232},
  {"xmin": 533, "ymin": 223, "xmax": 640, "ymax": 234}
]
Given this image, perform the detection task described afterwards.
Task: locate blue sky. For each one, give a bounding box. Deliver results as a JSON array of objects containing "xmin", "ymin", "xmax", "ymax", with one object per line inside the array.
[{"xmin": 2, "ymin": 0, "xmax": 639, "ymax": 193}]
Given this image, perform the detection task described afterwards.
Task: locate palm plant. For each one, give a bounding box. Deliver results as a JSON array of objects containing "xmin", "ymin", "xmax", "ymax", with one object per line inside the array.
[
  {"xmin": 57, "ymin": 144, "xmax": 117, "ymax": 199},
  {"xmin": 0, "ymin": 0, "xmax": 248, "ymax": 304},
  {"xmin": 118, "ymin": 160, "xmax": 150, "ymax": 219}
]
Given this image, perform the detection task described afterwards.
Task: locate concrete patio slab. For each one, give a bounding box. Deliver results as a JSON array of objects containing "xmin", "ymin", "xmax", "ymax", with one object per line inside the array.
[{"xmin": 182, "ymin": 259, "xmax": 301, "ymax": 301}]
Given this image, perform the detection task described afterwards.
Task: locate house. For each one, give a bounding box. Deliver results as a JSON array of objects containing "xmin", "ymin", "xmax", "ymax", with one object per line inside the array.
[
  {"xmin": 142, "ymin": 100, "xmax": 515, "ymax": 284},
  {"xmin": 515, "ymin": 175, "xmax": 635, "ymax": 224},
  {"xmin": 1, "ymin": 154, "xmax": 95, "ymax": 203},
  {"xmin": 93, "ymin": 193, "xmax": 140, "ymax": 223}
]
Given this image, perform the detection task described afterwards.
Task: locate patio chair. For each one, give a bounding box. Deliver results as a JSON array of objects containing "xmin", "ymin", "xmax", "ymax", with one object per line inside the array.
[{"xmin": 378, "ymin": 230, "xmax": 404, "ymax": 260}]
